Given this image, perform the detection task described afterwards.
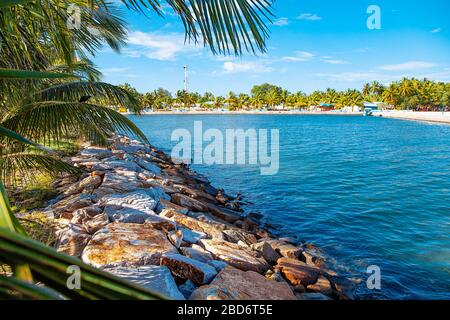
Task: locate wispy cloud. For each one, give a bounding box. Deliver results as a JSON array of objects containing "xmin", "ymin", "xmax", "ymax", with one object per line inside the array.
[
  {"xmin": 431, "ymin": 28, "xmax": 442, "ymax": 33},
  {"xmin": 297, "ymin": 13, "xmax": 322, "ymax": 21},
  {"xmin": 378, "ymin": 61, "xmax": 436, "ymax": 71},
  {"xmin": 282, "ymin": 51, "xmax": 315, "ymax": 62},
  {"xmin": 102, "ymin": 67, "xmax": 130, "ymax": 74},
  {"xmin": 323, "ymin": 59, "xmax": 350, "ymax": 65},
  {"xmin": 222, "ymin": 61, "xmax": 274, "ymax": 74},
  {"xmin": 126, "ymin": 31, "xmax": 200, "ymax": 61},
  {"xmin": 273, "ymin": 17, "xmax": 289, "ymax": 26}
]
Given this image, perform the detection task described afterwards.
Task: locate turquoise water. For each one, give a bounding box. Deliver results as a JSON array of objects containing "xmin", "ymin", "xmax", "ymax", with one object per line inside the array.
[{"xmin": 130, "ymin": 114, "xmax": 450, "ymax": 300}]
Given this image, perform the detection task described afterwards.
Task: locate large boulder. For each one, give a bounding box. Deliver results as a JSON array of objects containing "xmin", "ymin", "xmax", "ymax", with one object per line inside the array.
[
  {"xmin": 135, "ymin": 157, "xmax": 162, "ymax": 175},
  {"xmin": 55, "ymin": 224, "xmax": 91, "ymax": 257},
  {"xmin": 190, "ymin": 267, "xmax": 296, "ymax": 300},
  {"xmin": 104, "ymin": 265, "xmax": 184, "ymax": 300},
  {"xmin": 160, "ymin": 253, "xmax": 217, "ymax": 285},
  {"xmin": 63, "ymin": 175, "xmax": 102, "ymax": 197},
  {"xmin": 251, "ymin": 241, "xmax": 281, "ymax": 265},
  {"xmin": 204, "ymin": 203, "xmax": 242, "ymax": 223},
  {"xmin": 264, "ymin": 239, "xmax": 302, "ymax": 259},
  {"xmin": 275, "ymin": 257, "xmax": 321, "ymax": 287},
  {"xmin": 180, "ymin": 245, "xmax": 213, "ymax": 264},
  {"xmin": 223, "ymin": 229, "xmax": 257, "ymax": 246},
  {"xmin": 81, "ymin": 222, "xmax": 177, "ymax": 267},
  {"xmin": 160, "ymin": 209, "xmax": 224, "ymax": 240},
  {"xmin": 199, "ymin": 239, "xmax": 269, "ymax": 273},
  {"xmin": 307, "ymin": 276, "xmax": 333, "ymax": 296},
  {"xmin": 52, "ymin": 194, "xmax": 95, "ymax": 219},
  {"xmin": 100, "ymin": 190, "xmax": 159, "ymax": 212},
  {"xmin": 71, "ymin": 209, "xmax": 109, "ymax": 234},
  {"xmin": 79, "ymin": 147, "xmax": 113, "ymax": 159},
  {"xmin": 95, "ymin": 171, "xmax": 144, "ymax": 195},
  {"xmin": 171, "ymin": 193, "xmax": 209, "ymax": 212}
]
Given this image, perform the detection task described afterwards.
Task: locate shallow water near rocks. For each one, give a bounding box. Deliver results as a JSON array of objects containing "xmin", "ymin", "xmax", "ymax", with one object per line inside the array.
[{"xmin": 130, "ymin": 114, "xmax": 450, "ymax": 300}]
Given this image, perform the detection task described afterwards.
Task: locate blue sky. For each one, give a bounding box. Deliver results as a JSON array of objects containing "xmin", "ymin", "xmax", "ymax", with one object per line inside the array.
[{"xmin": 93, "ymin": 0, "xmax": 450, "ymax": 95}]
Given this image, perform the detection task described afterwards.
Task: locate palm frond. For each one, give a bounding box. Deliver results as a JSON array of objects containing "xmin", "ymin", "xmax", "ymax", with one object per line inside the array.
[
  {"xmin": 46, "ymin": 59, "xmax": 103, "ymax": 82},
  {"xmin": 0, "ymin": 0, "xmax": 33, "ymax": 9},
  {"xmin": 0, "ymin": 153, "xmax": 81, "ymax": 186},
  {"xmin": 121, "ymin": 0, "xmax": 275, "ymax": 55},
  {"xmin": 0, "ymin": 69, "xmax": 74, "ymax": 80},
  {"xmin": 2, "ymin": 102, "xmax": 149, "ymax": 145},
  {"xmin": 0, "ymin": 227, "xmax": 167, "ymax": 300},
  {"xmin": 35, "ymin": 82, "xmax": 141, "ymax": 113}
]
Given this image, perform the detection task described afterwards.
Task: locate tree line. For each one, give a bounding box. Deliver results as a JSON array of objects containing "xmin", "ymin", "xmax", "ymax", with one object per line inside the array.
[{"xmin": 120, "ymin": 78, "xmax": 450, "ymax": 111}]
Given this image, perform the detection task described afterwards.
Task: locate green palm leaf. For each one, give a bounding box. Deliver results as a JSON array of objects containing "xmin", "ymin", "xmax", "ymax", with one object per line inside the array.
[
  {"xmin": 0, "ymin": 0, "xmax": 33, "ymax": 9},
  {"xmin": 2, "ymin": 102, "xmax": 149, "ymax": 145},
  {"xmin": 0, "ymin": 227, "xmax": 167, "ymax": 300},
  {"xmin": 0, "ymin": 153, "xmax": 81, "ymax": 186},
  {"xmin": 121, "ymin": 0, "xmax": 274, "ymax": 55},
  {"xmin": 0, "ymin": 69, "xmax": 74, "ymax": 80},
  {"xmin": 35, "ymin": 82, "xmax": 142, "ymax": 113}
]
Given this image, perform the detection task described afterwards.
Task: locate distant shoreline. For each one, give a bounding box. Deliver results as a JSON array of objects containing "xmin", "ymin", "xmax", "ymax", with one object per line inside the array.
[{"xmin": 125, "ymin": 111, "xmax": 364, "ymax": 116}]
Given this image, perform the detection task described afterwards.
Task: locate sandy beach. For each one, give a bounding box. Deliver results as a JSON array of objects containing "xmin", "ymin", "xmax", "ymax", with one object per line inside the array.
[{"xmin": 373, "ymin": 111, "xmax": 450, "ymax": 124}]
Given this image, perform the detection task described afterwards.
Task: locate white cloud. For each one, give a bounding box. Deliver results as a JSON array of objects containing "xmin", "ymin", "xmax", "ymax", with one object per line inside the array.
[
  {"xmin": 297, "ymin": 13, "xmax": 322, "ymax": 21},
  {"xmin": 273, "ymin": 18, "xmax": 289, "ymax": 26},
  {"xmin": 323, "ymin": 59, "xmax": 350, "ymax": 65},
  {"xmin": 378, "ymin": 61, "xmax": 436, "ymax": 71},
  {"xmin": 431, "ymin": 28, "xmax": 442, "ymax": 33},
  {"xmin": 282, "ymin": 51, "xmax": 314, "ymax": 62},
  {"xmin": 222, "ymin": 61, "xmax": 273, "ymax": 74},
  {"xmin": 126, "ymin": 31, "xmax": 200, "ymax": 61}
]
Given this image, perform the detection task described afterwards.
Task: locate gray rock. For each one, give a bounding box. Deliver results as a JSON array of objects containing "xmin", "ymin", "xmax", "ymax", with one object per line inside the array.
[
  {"xmin": 100, "ymin": 190, "xmax": 158, "ymax": 211},
  {"xmin": 79, "ymin": 148, "xmax": 112, "ymax": 159},
  {"xmin": 168, "ymin": 230, "xmax": 183, "ymax": 248},
  {"xmin": 295, "ymin": 292, "xmax": 332, "ymax": 300},
  {"xmin": 180, "ymin": 245, "xmax": 213, "ymax": 264},
  {"xmin": 208, "ymin": 260, "xmax": 228, "ymax": 272},
  {"xmin": 161, "ymin": 253, "xmax": 217, "ymax": 285},
  {"xmin": 178, "ymin": 280, "xmax": 197, "ymax": 299},
  {"xmin": 104, "ymin": 265, "xmax": 185, "ymax": 300},
  {"xmin": 135, "ymin": 158, "xmax": 162, "ymax": 175},
  {"xmin": 251, "ymin": 241, "xmax": 281, "ymax": 265},
  {"xmin": 179, "ymin": 227, "xmax": 207, "ymax": 244}
]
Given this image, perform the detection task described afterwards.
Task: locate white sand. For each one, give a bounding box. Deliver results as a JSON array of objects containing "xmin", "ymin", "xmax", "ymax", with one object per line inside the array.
[{"xmin": 373, "ymin": 110, "xmax": 450, "ymax": 124}]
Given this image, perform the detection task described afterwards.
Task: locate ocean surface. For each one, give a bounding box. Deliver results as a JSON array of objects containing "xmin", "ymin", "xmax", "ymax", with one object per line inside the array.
[{"xmin": 130, "ymin": 114, "xmax": 450, "ymax": 300}]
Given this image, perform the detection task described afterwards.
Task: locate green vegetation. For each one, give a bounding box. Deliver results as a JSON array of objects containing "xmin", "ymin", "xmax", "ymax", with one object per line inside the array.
[
  {"xmin": 0, "ymin": 0, "xmax": 274, "ymax": 300},
  {"xmin": 121, "ymin": 79, "xmax": 450, "ymax": 111}
]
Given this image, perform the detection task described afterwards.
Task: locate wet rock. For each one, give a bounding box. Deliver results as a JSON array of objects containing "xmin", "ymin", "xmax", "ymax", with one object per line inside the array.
[
  {"xmin": 199, "ymin": 239, "xmax": 269, "ymax": 273},
  {"xmin": 168, "ymin": 230, "xmax": 183, "ymax": 248},
  {"xmin": 104, "ymin": 265, "xmax": 184, "ymax": 300},
  {"xmin": 265, "ymin": 239, "xmax": 302, "ymax": 259},
  {"xmin": 205, "ymin": 203, "xmax": 242, "ymax": 223},
  {"xmin": 328, "ymin": 276, "xmax": 357, "ymax": 300},
  {"xmin": 160, "ymin": 253, "xmax": 217, "ymax": 285},
  {"xmin": 160, "ymin": 209, "xmax": 224, "ymax": 240},
  {"xmin": 55, "ymin": 224, "xmax": 91, "ymax": 257},
  {"xmin": 307, "ymin": 276, "xmax": 333, "ymax": 296},
  {"xmin": 295, "ymin": 292, "xmax": 332, "ymax": 300},
  {"xmin": 275, "ymin": 257, "xmax": 320, "ymax": 287},
  {"xmin": 171, "ymin": 193, "xmax": 209, "ymax": 212},
  {"xmin": 223, "ymin": 229, "xmax": 257, "ymax": 246},
  {"xmin": 190, "ymin": 267, "xmax": 296, "ymax": 300},
  {"xmin": 180, "ymin": 245, "xmax": 213, "ymax": 264},
  {"xmin": 178, "ymin": 280, "xmax": 197, "ymax": 299},
  {"xmin": 251, "ymin": 241, "xmax": 281, "ymax": 265},
  {"xmin": 173, "ymin": 184, "xmax": 217, "ymax": 203},
  {"xmin": 81, "ymin": 222, "xmax": 177, "ymax": 267}
]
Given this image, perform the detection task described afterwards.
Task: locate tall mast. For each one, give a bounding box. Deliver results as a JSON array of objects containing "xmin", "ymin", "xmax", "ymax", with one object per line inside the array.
[{"xmin": 183, "ymin": 65, "xmax": 188, "ymax": 92}]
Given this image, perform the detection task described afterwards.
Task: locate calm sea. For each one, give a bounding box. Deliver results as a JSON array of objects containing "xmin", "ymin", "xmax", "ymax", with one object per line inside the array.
[{"xmin": 129, "ymin": 114, "xmax": 450, "ymax": 300}]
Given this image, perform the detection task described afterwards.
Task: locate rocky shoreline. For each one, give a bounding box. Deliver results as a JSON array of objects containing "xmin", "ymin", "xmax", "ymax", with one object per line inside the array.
[{"xmin": 47, "ymin": 136, "xmax": 355, "ymax": 300}]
